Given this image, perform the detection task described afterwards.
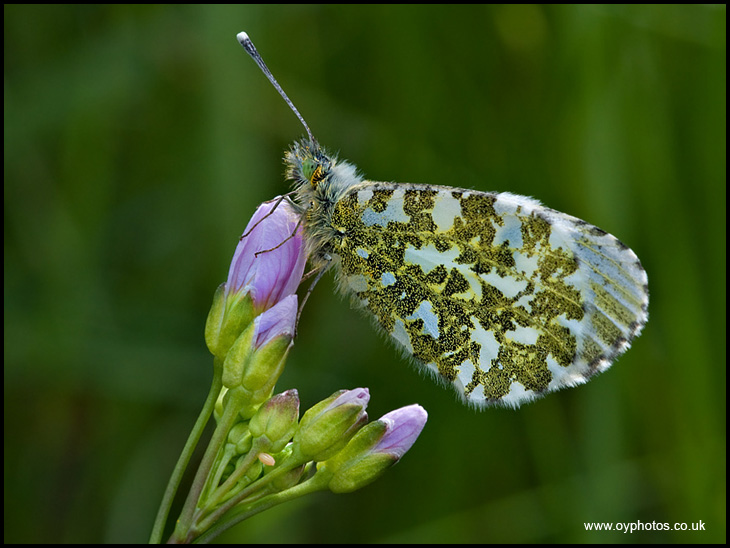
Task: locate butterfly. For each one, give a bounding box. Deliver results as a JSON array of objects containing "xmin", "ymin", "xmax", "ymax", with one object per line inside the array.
[{"xmin": 237, "ymin": 32, "xmax": 649, "ymax": 409}]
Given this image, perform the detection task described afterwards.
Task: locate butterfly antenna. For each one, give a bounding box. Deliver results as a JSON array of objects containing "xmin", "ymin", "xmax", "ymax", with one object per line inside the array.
[{"xmin": 237, "ymin": 31, "xmax": 316, "ymax": 146}]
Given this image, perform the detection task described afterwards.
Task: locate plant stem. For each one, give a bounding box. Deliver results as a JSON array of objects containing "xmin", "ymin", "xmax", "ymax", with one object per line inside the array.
[
  {"xmin": 203, "ymin": 441, "xmax": 262, "ymax": 508},
  {"xmin": 168, "ymin": 387, "xmax": 245, "ymax": 543},
  {"xmin": 149, "ymin": 365, "xmax": 223, "ymax": 544},
  {"xmin": 191, "ymin": 473, "xmax": 329, "ymax": 544},
  {"xmin": 193, "ymin": 457, "xmax": 300, "ymax": 534}
]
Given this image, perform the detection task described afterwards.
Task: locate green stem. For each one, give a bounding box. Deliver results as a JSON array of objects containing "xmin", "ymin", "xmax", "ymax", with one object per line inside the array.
[
  {"xmin": 149, "ymin": 364, "xmax": 223, "ymax": 544},
  {"xmin": 168, "ymin": 387, "xmax": 245, "ymax": 544},
  {"xmin": 203, "ymin": 437, "xmax": 265, "ymax": 509},
  {"xmin": 191, "ymin": 472, "xmax": 330, "ymax": 544},
  {"xmin": 193, "ymin": 456, "xmax": 301, "ymax": 534}
]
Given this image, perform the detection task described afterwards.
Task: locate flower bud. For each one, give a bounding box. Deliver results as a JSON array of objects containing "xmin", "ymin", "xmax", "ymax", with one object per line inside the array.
[
  {"xmin": 324, "ymin": 404, "xmax": 427, "ymax": 494},
  {"xmin": 264, "ymin": 445, "xmax": 307, "ymax": 491},
  {"xmin": 241, "ymin": 457, "xmax": 263, "ymax": 484},
  {"xmin": 222, "ymin": 294, "xmax": 297, "ymax": 400},
  {"xmin": 228, "ymin": 422, "xmax": 253, "ymax": 455},
  {"xmin": 205, "ymin": 198, "xmax": 306, "ymax": 360},
  {"xmin": 249, "ymin": 389, "xmax": 300, "ymax": 453},
  {"xmin": 293, "ymin": 388, "xmax": 369, "ymax": 462},
  {"xmin": 227, "ymin": 198, "xmax": 306, "ymax": 313}
]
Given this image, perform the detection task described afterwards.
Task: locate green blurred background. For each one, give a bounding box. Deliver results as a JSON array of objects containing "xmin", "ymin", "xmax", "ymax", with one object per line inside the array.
[{"xmin": 4, "ymin": 5, "xmax": 725, "ymax": 543}]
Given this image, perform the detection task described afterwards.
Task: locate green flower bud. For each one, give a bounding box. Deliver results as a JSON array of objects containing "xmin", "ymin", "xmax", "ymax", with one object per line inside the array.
[
  {"xmin": 264, "ymin": 445, "xmax": 307, "ymax": 491},
  {"xmin": 293, "ymin": 388, "xmax": 369, "ymax": 462},
  {"xmin": 238, "ymin": 327, "xmax": 291, "ymax": 394},
  {"xmin": 241, "ymin": 457, "xmax": 263, "ymax": 484},
  {"xmin": 221, "ymin": 296, "xmax": 297, "ymax": 410},
  {"xmin": 228, "ymin": 422, "xmax": 253, "ymax": 455},
  {"xmin": 271, "ymin": 462, "xmax": 306, "ymax": 491},
  {"xmin": 249, "ymin": 389, "xmax": 300, "ymax": 453},
  {"xmin": 324, "ymin": 404, "xmax": 428, "ymax": 494}
]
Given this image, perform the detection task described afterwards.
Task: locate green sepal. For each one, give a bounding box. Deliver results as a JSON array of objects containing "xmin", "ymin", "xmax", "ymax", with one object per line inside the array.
[
  {"xmin": 293, "ymin": 393, "xmax": 368, "ymax": 462},
  {"xmin": 227, "ymin": 422, "xmax": 253, "ymax": 455},
  {"xmin": 242, "ymin": 458, "xmax": 263, "ymax": 484},
  {"xmin": 221, "ymin": 322, "xmax": 256, "ymax": 389},
  {"xmin": 239, "ymin": 336, "xmax": 291, "ymax": 396},
  {"xmin": 326, "ymin": 452, "xmax": 395, "ymax": 494},
  {"xmin": 262, "ymin": 445, "xmax": 307, "ymax": 491},
  {"xmin": 321, "ymin": 420, "xmax": 395, "ymax": 494},
  {"xmin": 249, "ymin": 390, "xmax": 299, "ymax": 454},
  {"xmin": 205, "ymin": 284, "xmax": 255, "ymax": 361}
]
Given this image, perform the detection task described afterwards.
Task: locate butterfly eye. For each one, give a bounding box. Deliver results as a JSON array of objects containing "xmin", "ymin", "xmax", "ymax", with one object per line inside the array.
[
  {"xmin": 300, "ymin": 158, "xmax": 318, "ymax": 183},
  {"xmin": 300, "ymin": 158, "xmax": 326, "ymax": 187}
]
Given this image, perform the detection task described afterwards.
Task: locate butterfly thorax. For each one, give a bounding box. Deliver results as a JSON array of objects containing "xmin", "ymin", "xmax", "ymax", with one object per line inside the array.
[{"xmin": 285, "ymin": 139, "xmax": 364, "ymax": 266}]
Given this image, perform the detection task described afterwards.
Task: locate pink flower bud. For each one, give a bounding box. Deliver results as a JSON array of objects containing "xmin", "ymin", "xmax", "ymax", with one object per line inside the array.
[{"xmin": 226, "ymin": 198, "xmax": 306, "ymax": 311}]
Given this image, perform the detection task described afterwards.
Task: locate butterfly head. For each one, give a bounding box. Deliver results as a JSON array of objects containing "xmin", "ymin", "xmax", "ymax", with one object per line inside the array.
[
  {"xmin": 285, "ymin": 138, "xmax": 332, "ymax": 191},
  {"xmin": 285, "ymin": 138, "xmax": 363, "ymax": 203}
]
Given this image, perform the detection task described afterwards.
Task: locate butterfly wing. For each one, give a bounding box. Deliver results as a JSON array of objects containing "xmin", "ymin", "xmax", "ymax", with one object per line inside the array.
[{"xmin": 327, "ymin": 182, "xmax": 648, "ymax": 408}]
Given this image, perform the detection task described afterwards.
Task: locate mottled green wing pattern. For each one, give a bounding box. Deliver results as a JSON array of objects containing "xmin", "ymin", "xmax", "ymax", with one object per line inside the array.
[{"xmin": 327, "ymin": 182, "xmax": 648, "ymax": 408}]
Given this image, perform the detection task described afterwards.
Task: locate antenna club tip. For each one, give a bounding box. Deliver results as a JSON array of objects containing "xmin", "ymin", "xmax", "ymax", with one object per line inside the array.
[{"xmin": 236, "ymin": 31, "xmax": 250, "ymax": 46}]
